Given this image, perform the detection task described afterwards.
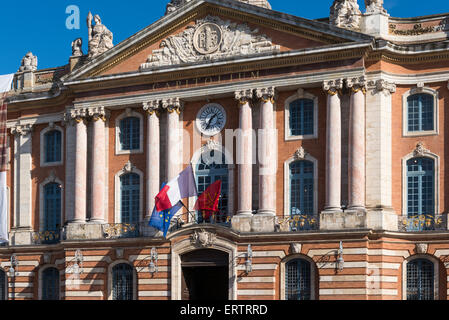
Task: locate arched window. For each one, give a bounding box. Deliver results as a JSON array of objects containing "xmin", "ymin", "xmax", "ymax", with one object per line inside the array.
[
  {"xmin": 43, "ymin": 183, "xmax": 62, "ymax": 243},
  {"xmin": 42, "ymin": 267, "xmax": 59, "ymax": 300},
  {"xmin": 119, "ymin": 117, "xmax": 140, "ymax": 151},
  {"xmin": 406, "ymin": 157, "xmax": 434, "ymax": 217},
  {"xmin": 290, "ymin": 160, "xmax": 314, "ymax": 216},
  {"xmin": 44, "ymin": 130, "xmax": 62, "ymax": 163},
  {"xmin": 112, "ymin": 263, "xmax": 134, "ymax": 300},
  {"xmin": 289, "ymin": 99, "xmax": 314, "ymax": 136},
  {"xmin": 195, "ymin": 150, "xmax": 228, "ymax": 222},
  {"xmin": 407, "ymin": 93, "xmax": 434, "ymax": 132},
  {"xmin": 285, "ymin": 258, "xmax": 311, "ymax": 300},
  {"xmin": 120, "ymin": 173, "xmax": 140, "ymax": 224},
  {"xmin": 406, "ymin": 258, "xmax": 434, "ymax": 300},
  {"xmin": 0, "ymin": 269, "xmax": 6, "ymax": 300}
]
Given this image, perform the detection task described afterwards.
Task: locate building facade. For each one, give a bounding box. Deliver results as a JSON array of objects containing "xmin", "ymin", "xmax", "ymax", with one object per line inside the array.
[{"xmin": 1, "ymin": 0, "xmax": 449, "ymax": 300}]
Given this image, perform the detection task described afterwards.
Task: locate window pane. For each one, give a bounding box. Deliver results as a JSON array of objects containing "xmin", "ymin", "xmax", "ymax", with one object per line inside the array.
[
  {"xmin": 42, "ymin": 268, "xmax": 59, "ymax": 300},
  {"xmin": 286, "ymin": 259, "xmax": 311, "ymax": 300},
  {"xmin": 290, "ymin": 99, "xmax": 314, "ymax": 136},
  {"xmin": 113, "ymin": 264, "xmax": 134, "ymax": 300},
  {"xmin": 44, "ymin": 130, "xmax": 62, "ymax": 163},
  {"xmin": 44, "ymin": 183, "xmax": 62, "ymax": 231},
  {"xmin": 120, "ymin": 117, "xmax": 140, "ymax": 150},
  {"xmin": 407, "ymin": 259, "xmax": 434, "ymax": 300},
  {"xmin": 290, "ymin": 160, "xmax": 314, "ymax": 216},
  {"xmin": 120, "ymin": 173, "xmax": 140, "ymax": 224},
  {"xmin": 406, "ymin": 157, "xmax": 434, "ymax": 217},
  {"xmin": 407, "ymin": 94, "xmax": 434, "ymax": 132}
]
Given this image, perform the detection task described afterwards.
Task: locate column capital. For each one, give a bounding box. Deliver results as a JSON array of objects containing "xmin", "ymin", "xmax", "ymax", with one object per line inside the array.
[
  {"xmin": 346, "ymin": 76, "xmax": 367, "ymax": 94},
  {"xmin": 88, "ymin": 106, "xmax": 109, "ymax": 122},
  {"xmin": 162, "ymin": 97, "xmax": 182, "ymax": 114},
  {"xmin": 367, "ymin": 79, "xmax": 396, "ymax": 96},
  {"xmin": 255, "ymin": 87, "xmax": 276, "ymax": 104},
  {"xmin": 143, "ymin": 100, "xmax": 161, "ymax": 116},
  {"xmin": 66, "ymin": 108, "xmax": 89, "ymax": 124},
  {"xmin": 323, "ymin": 79, "xmax": 343, "ymax": 96},
  {"xmin": 11, "ymin": 123, "xmax": 33, "ymax": 137},
  {"xmin": 235, "ymin": 89, "xmax": 253, "ymax": 105}
]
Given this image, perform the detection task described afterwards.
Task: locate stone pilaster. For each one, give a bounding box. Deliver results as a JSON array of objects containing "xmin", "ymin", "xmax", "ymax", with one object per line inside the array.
[
  {"xmin": 162, "ymin": 98, "xmax": 182, "ymax": 181},
  {"xmin": 10, "ymin": 124, "xmax": 33, "ymax": 245}
]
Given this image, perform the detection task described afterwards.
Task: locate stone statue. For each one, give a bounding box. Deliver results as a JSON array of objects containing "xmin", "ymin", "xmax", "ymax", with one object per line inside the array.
[
  {"xmin": 87, "ymin": 12, "xmax": 114, "ymax": 59},
  {"xmin": 365, "ymin": 0, "xmax": 387, "ymax": 14},
  {"xmin": 330, "ymin": 0, "xmax": 362, "ymax": 30},
  {"xmin": 71, "ymin": 38, "xmax": 83, "ymax": 57},
  {"xmin": 165, "ymin": 0, "xmax": 192, "ymax": 15},
  {"xmin": 19, "ymin": 52, "xmax": 38, "ymax": 72}
]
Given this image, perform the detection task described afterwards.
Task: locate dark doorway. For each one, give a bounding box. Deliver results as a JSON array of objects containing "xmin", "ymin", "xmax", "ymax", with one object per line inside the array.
[{"xmin": 181, "ymin": 249, "xmax": 229, "ymax": 301}]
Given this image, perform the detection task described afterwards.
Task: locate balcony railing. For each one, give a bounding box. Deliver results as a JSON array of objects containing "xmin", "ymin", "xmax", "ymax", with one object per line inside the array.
[
  {"xmin": 32, "ymin": 229, "xmax": 63, "ymax": 245},
  {"xmin": 398, "ymin": 214, "xmax": 447, "ymax": 232},
  {"xmin": 102, "ymin": 223, "xmax": 140, "ymax": 239},
  {"xmin": 171, "ymin": 211, "xmax": 232, "ymax": 232},
  {"xmin": 278, "ymin": 214, "xmax": 319, "ymax": 232}
]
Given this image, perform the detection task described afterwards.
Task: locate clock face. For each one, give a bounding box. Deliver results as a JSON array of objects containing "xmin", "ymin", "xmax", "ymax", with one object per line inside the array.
[{"xmin": 196, "ymin": 103, "xmax": 227, "ymax": 136}]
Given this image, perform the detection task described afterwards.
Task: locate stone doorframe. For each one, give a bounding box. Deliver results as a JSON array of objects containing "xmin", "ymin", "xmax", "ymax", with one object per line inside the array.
[{"xmin": 171, "ymin": 230, "xmax": 238, "ymax": 300}]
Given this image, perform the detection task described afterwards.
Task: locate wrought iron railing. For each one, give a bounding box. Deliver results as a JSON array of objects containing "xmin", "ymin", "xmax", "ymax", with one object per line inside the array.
[
  {"xmin": 32, "ymin": 229, "xmax": 63, "ymax": 245},
  {"xmin": 278, "ymin": 214, "xmax": 319, "ymax": 232},
  {"xmin": 170, "ymin": 211, "xmax": 232, "ymax": 232},
  {"xmin": 102, "ymin": 223, "xmax": 140, "ymax": 239},
  {"xmin": 398, "ymin": 214, "xmax": 447, "ymax": 232}
]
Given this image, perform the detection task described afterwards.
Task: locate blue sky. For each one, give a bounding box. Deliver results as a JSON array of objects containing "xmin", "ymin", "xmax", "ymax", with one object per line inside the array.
[{"xmin": 1, "ymin": 0, "xmax": 448, "ymax": 75}]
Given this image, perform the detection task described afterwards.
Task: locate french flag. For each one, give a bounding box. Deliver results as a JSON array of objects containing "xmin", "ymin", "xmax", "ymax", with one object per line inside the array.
[{"xmin": 155, "ymin": 165, "xmax": 198, "ymax": 211}]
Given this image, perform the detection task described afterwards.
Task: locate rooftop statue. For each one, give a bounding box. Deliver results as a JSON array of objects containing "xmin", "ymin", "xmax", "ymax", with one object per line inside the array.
[
  {"xmin": 365, "ymin": 0, "xmax": 387, "ymax": 14},
  {"xmin": 19, "ymin": 52, "xmax": 38, "ymax": 72},
  {"xmin": 330, "ymin": 0, "xmax": 362, "ymax": 30},
  {"xmin": 71, "ymin": 38, "xmax": 83, "ymax": 57},
  {"xmin": 87, "ymin": 12, "xmax": 114, "ymax": 59}
]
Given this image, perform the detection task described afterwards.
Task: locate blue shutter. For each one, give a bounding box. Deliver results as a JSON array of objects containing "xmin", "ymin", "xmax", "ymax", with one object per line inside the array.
[
  {"xmin": 290, "ymin": 99, "xmax": 314, "ymax": 136},
  {"xmin": 120, "ymin": 173, "xmax": 140, "ymax": 224},
  {"xmin": 112, "ymin": 264, "xmax": 134, "ymax": 300},
  {"xmin": 407, "ymin": 94, "xmax": 434, "ymax": 132},
  {"xmin": 195, "ymin": 150, "xmax": 229, "ymax": 222},
  {"xmin": 44, "ymin": 130, "xmax": 62, "ymax": 163},
  {"xmin": 290, "ymin": 160, "xmax": 314, "ymax": 216},
  {"xmin": 407, "ymin": 259, "xmax": 434, "ymax": 300},
  {"xmin": 42, "ymin": 268, "xmax": 59, "ymax": 300},
  {"xmin": 120, "ymin": 117, "xmax": 140, "ymax": 150},
  {"xmin": 285, "ymin": 259, "xmax": 311, "ymax": 300},
  {"xmin": 0, "ymin": 270, "xmax": 6, "ymax": 300},
  {"xmin": 407, "ymin": 157, "xmax": 434, "ymax": 217}
]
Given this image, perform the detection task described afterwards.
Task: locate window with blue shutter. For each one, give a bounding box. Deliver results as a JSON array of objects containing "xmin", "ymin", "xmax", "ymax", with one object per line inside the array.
[
  {"xmin": 285, "ymin": 259, "xmax": 311, "ymax": 300},
  {"xmin": 406, "ymin": 157, "xmax": 434, "ymax": 217},
  {"xmin": 119, "ymin": 117, "xmax": 140, "ymax": 150},
  {"xmin": 112, "ymin": 263, "xmax": 134, "ymax": 300},
  {"xmin": 44, "ymin": 130, "xmax": 62, "ymax": 163},
  {"xmin": 120, "ymin": 173, "xmax": 140, "ymax": 224},
  {"xmin": 290, "ymin": 160, "xmax": 314, "ymax": 216},
  {"xmin": 407, "ymin": 259, "xmax": 434, "ymax": 300},
  {"xmin": 42, "ymin": 267, "xmax": 59, "ymax": 300},
  {"xmin": 290, "ymin": 99, "xmax": 314, "ymax": 136},
  {"xmin": 43, "ymin": 183, "xmax": 62, "ymax": 244},
  {"xmin": 0, "ymin": 269, "xmax": 6, "ymax": 300},
  {"xmin": 407, "ymin": 94, "xmax": 434, "ymax": 132}
]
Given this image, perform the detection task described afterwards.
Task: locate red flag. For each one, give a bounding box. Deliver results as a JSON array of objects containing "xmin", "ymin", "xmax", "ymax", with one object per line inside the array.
[{"xmin": 195, "ymin": 180, "xmax": 222, "ymax": 217}]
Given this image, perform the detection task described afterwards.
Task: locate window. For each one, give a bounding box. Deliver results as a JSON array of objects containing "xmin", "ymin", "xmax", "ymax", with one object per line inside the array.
[
  {"xmin": 289, "ymin": 99, "xmax": 314, "ymax": 136},
  {"xmin": 42, "ymin": 267, "xmax": 59, "ymax": 300},
  {"xmin": 43, "ymin": 183, "xmax": 62, "ymax": 243},
  {"xmin": 407, "ymin": 259, "xmax": 434, "ymax": 300},
  {"xmin": 0, "ymin": 269, "xmax": 6, "ymax": 300},
  {"xmin": 285, "ymin": 258, "xmax": 311, "ymax": 300},
  {"xmin": 120, "ymin": 173, "xmax": 140, "ymax": 224},
  {"xmin": 112, "ymin": 263, "xmax": 134, "ymax": 300},
  {"xmin": 407, "ymin": 94, "xmax": 434, "ymax": 133},
  {"xmin": 406, "ymin": 157, "xmax": 434, "ymax": 217},
  {"xmin": 44, "ymin": 130, "xmax": 62, "ymax": 163},
  {"xmin": 119, "ymin": 117, "xmax": 140, "ymax": 151},
  {"xmin": 195, "ymin": 150, "xmax": 229, "ymax": 222},
  {"xmin": 290, "ymin": 160, "xmax": 314, "ymax": 216}
]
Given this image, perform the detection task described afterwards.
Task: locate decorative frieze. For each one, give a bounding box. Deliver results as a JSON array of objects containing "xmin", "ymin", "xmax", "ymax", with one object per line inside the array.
[
  {"xmin": 323, "ymin": 79, "xmax": 343, "ymax": 96},
  {"xmin": 255, "ymin": 87, "xmax": 275, "ymax": 103},
  {"xmin": 415, "ymin": 243, "xmax": 428, "ymax": 254},
  {"xmin": 190, "ymin": 229, "xmax": 217, "ymax": 248}
]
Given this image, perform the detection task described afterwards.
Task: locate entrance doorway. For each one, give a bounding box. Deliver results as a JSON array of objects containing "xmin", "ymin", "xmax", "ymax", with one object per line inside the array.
[{"xmin": 181, "ymin": 249, "xmax": 229, "ymax": 300}]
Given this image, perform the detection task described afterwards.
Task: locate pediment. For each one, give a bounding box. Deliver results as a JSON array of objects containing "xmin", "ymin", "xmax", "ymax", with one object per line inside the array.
[{"xmin": 64, "ymin": 0, "xmax": 372, "ymax": 81}]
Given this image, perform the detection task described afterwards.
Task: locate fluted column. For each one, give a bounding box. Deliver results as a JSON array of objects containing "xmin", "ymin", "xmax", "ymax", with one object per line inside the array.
[
  {"xmin": 347, "ymin": 76, "xmax": 367, "ymax": 211},
  {"xmin": 235, "ymin": 89, "xmax": 253, "ymax": 216},
  {"xmin": 71, "ymin": 108, "xmax": 88, "ymax": 223},
  {"xmin": 89, "ymin": 106, "xmax": 108, "ymax": 223},
  {"xmin": 163, "ymin": 98, "xmax": 182, "ymax": 181},
  {"xmin": 323, "ymin": 79, "xmax": 343, "ymax": 212},
  {"xmin": 255, "ymin": 87, "xmax": 276, "ymax": 216},
  {"xmin": 143, "ymin": 100, "xmax": 161, "ymax": 219}
]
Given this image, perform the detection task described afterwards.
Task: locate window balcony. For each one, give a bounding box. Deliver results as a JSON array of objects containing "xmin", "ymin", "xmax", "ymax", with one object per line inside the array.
[
  {"xmin": 398, "ymin": 214, "xmax": 447, "ymax": 232},
  {"xmin": 102, "ymin": 223, "xmax": 141, "ymax": 239},
  {"xmin": 32, "ymin": 229, "xmax": 63, "ymax": 245},
  {"xmin": 277, "ymin": 214, "xmax": 319, "ymax": 232}
]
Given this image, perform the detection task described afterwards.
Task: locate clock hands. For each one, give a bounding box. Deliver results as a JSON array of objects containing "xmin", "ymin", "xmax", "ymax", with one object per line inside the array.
[{"xmin": 205, "ymin": 113, "xmax": 218, "ymax": 130}]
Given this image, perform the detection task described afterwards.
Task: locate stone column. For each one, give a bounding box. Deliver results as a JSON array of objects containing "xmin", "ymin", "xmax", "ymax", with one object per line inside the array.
[
  {"xmin": 143, "ymin": 100, "xmax": 161, "ymax": 220},
  {"xmin": 235, "ymin": 89, "xmax": 254, "ymax": 216},
  {"xmin": 163, "ymin": 98, "xmax": 182, "ymax": 181},
  {"xmin": 10, "ymin": 124, "xmax": 33, "ymax": 245},
  {"xmin": 71, "ymin": 109, "xmax": 88, "ymax": 223},
  {"xmin": 347, "ymin": 76, "xmax": 366, "ymax": 212},
  {"xmin": 255, "ymin": 87, "xmax": 276, "ymax": 216},
  {"xmin": 64, "ymin": 112, "xmax": 76, "ymax": 224},
  {"xmin": 89, "ymin": 106, "xmax": 108, "ymax": 223},
  {"xmin": 323, "ymin": 79, "xmax": 343, "ymax": 213}
]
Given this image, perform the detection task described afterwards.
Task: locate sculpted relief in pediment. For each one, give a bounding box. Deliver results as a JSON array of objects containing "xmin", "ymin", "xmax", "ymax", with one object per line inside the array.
[{"xmin": 140, "ymin": 16, "xmax": 280, "ymax": 70}]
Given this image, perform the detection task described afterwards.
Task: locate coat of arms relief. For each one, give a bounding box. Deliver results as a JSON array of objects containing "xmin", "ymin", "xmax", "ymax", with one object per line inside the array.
[{"xmin": 140, "ymin": 16, "xmax": 280, "ymax": 70}]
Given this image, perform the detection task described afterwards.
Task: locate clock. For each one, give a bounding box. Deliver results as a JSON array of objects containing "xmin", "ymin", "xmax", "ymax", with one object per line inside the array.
[{"xmin": 196, "ymin": 103, "xmax": 227, "ymax": 136}]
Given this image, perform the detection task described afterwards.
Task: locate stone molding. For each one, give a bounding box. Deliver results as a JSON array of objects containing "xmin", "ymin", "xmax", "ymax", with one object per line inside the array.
[
  {"xmin": 190, "ymin": 229, "xmax": 217, "ymax": 248},
  {"xmin": 293, "ymin": 146, "xmax": 307, "ymax": 161}
]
